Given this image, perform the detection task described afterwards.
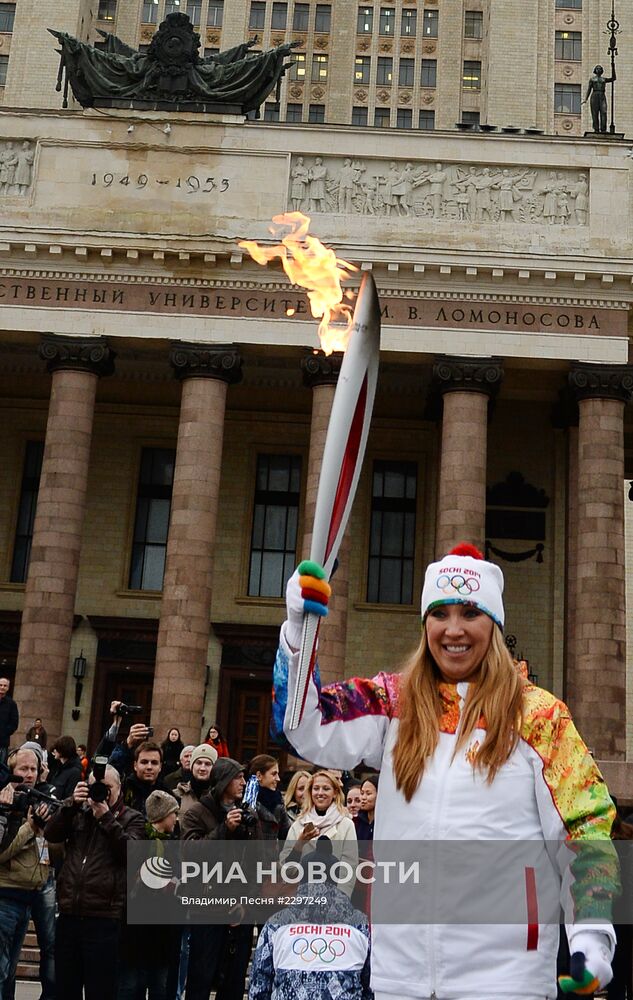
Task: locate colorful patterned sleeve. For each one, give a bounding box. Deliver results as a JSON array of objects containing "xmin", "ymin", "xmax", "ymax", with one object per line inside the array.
[
  {"xmin": 522, "ymin": 686, "xmax": 619, "ymax": 937},
  {"xmin": 270, "ymin": 632, "xmax": 399, "ymax": 770}
]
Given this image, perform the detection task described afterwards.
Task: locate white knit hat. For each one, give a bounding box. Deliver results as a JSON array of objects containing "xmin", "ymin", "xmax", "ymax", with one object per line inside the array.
[{"xmin": 421, "ymin": 543, "xmax": 505, "ymax": 628}]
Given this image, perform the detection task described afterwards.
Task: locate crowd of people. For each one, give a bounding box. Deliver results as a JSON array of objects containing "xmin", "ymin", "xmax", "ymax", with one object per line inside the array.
[
  {"xmin": 0, "ymin": 542, "xmax": 629, "ymax": 1000},
  {"xmin": 0, "ymin": 699, "xmax": 376, "ymax": 1000}
]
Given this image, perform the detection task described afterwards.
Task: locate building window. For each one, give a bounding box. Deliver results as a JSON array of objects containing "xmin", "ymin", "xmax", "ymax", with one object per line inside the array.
[
  {"xmin": 311, "ymin": 53, "xmax": 328, "ymax": 82},
  {"xmin": 420, "ymin": 58, "xmax": 436, "ymax": 87},
  {"xmin": 419, "ymin": 109, "xmax": 435, "ymax": 130},
  {"xmin": 555, "ymin": 30, "xmax": 581, "ymax": 60},
  {"xmin": 293, "ymin": 2, "xmax": 309, "ymax": 30},
  {"xmin": 398, "ymin": 57, "xmax": 414, "ymax": 87},
  {"xmin": 401, "ymin": 8, "xmax": 416, "ymax": 36},
  {"xmin": 354, "ymin": 55, "xmax": 370, "ymax": 84},
  {"xmin": 0, "ymin": 3, "xmax": 15, "ymax": 31},
  {"xmin": 462, "ymin": 59, "xmax": 481, "ymax": 90},
  {"xmin": 207, "ymin": 0, "xmax": 223, "ymax": 25},
  {"xmin": 357, "ymin": 6, "xmax": 373, "ymax": 32},
  {"xmin": 352, "ymin": 105, "xmax": 368, "ymax": 125},
  {"xmin": 367, "ymin": 461, "xmax": 417, "ymax": 605},
  {"xmin": 464, "ymin": 10, "xmax": 483, "ymax": 38},
  {"xmin": 271, "ymin": 1, "xmax": 287, "ymax": 28},
  {"xmin": 249, "ymin": 2, "xmax": 266, "ymax": 29},
  {"xmin": 396, "ymin": 108, "xmax": 412, "ymax": 128},
  {"xmin": 289, "ymin": 52, "xmax": 306, "ymax": 80},
  {"xmin": 554, "ymin": 82, "xmax": 581, "ymax": 114},
  {"xmin": 556, "ymin": 0, "xmax": 581, "ymax": 6},
  {"xmin": 423, "ymin": 9, "xmax": 438, "ymax": 37},
  {"xmin": 165, "ymin": 0, "xmax": 183, "ymax": 13},
  {"xmin": 141, "ymin": 0, "xmax": 159, "ymax": 23},
  {"xmin": 10, "ymin": 441, "xmax": 44, "ymax": 584},
  {"xmin": 264, "ymin": 101, "xmax": 280, "ymax": 120},
  {"xmin": 374, "ymin": 107, "xmax": 390, "ymax": 127},
  {"xmin": 188, "ymin": 0, "xmax": 202, "ymax": 25},
  {"xmin": 97, "ymin": 0, "xmax": 116, "ymax": 20},
  {"xmin": 248, "ymin": 455, "xmax": 301, "ymax": 598},
  {"xmin": 0, "ymin": 53, "xmax": 7, "ymax": 84},
  {"xmin": 315, "ymin": 3, "xmax": 331, "ymax": 31},
  {"xmin": 379, "ymin": 6, "xmax": 395, "ymax": 34},
  {"xmin": 204, "ymin": 46, "xmax": 220, "ymax": 56},
  {"xmin": 377, "ymin": 55, "xmax": 393, "ymax": 85},
  {"xmin": 286, "ymin": 102, "xmax": 302, "ymax": 121},
  {"xmin": 308, "ymin": 103, "xmax": 325, "ymax": 122},
  {"xmin": 462, "ymin": 110, "xmax": 480, "ymax": 125},
  {"xmin": 129, "ymin": 448, "xmax": 175, "ymax": 592}
]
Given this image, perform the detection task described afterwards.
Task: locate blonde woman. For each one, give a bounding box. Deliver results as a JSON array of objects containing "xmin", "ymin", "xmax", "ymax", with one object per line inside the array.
[
  {"xmin": 280, "ymin": 770, "xmax": 358, "ymax": 895},
  {"xmin": 282, "ymin": 769, "xmax": 311, "ymax": 821},
  {"xmin": 273, "ymin": 544, "xmax": 618, "ymax": 1000}
]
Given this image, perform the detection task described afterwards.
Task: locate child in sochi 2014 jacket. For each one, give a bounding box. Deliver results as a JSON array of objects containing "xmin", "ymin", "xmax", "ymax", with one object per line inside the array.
[{"xmin": 249, "ymin": 838, "xmax": 371, "ymax": 1000}]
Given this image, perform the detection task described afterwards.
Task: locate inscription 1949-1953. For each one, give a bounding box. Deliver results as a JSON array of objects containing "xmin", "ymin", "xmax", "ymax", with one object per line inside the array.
[{"xmin": 90, "ymin": 172, "xmax": 230, "ymax": 194}]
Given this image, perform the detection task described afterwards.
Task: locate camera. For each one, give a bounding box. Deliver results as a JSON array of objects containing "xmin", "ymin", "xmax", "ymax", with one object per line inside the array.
[
  {"xmin": 145, "ymin": 726, "xmax": 154, "ymax": 737},
  {"xmin": 0, "ymin": 785, "xmax": 60, "ymax": 822},
  {"xmin": 87, "ymin": 756, "xmax": 110, "ymax": 804},
  {"xmin": 115, "ymin": 703, "xmax": 143, "ymax": 718},
  {"xmin": 236, "ymin": 803, "xmax": 258, "ymax": 836}
]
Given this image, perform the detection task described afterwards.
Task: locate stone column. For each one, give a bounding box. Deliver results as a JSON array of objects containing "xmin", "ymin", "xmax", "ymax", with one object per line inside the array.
[
  {"xmin": 567, "ymin": 363, "xmax": 633, "ymax": 759},
  {"xmin": 433, "ymin": 356, "xmax": 503, "ymax": 557},
  {"xmin": 151, "ymin": 343, "xmax": 242, "ymax": 744},
  {"xmin": 14, "ymin": 335, "xmax": 114, "ymax": 741},
  {"xmin": 301, "ymin": 352, "xmax": 350, "ymax": 685}
]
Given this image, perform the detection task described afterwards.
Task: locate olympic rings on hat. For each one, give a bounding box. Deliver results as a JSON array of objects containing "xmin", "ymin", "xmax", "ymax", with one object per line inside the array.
[
  {"xmin": 436, "ymin": 573, "xmax": 481, "ymax": 597},
  {"xmin": 292, "ymin": 937, "xmax": 346, "ymax": 962}
]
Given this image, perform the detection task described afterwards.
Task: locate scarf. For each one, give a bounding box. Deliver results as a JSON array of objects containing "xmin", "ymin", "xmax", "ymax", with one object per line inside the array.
[
  {"xmin": 189, "ymin": 776, "xmax": 212, "ymax": 800},
  {"xmin": 257, "ymin": 785, "xmax": 283, "ymax": 813},
  {"xmin": 299, "ymin": 802, "xmax": 344, "ymax": 836}
]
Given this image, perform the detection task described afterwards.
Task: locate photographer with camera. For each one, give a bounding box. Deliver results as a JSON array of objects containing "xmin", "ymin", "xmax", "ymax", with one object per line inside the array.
[
  {"xmin": 43, "ymin": 759, "xmax": 145, "ymax": 999},
  {"xmin": 181, "ymin": 758, "xmax": 261, "ymax": 1000},
  {"xmin": 0, "ymin": 748, "xmax": 53, "ymax": 996},
  {"xmin": 95, "ymin": 700, "xmax": 152, "ymax": 773}
]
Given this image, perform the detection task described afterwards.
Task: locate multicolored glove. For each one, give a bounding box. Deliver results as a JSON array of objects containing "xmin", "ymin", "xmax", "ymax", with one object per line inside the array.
[
  {"xmin": 283, "ymin": 561, "xmax": 331, "ymax": 651},
  {"xmin": 558, "ymin": 931, "xmax": 613, "ymax": 995}
]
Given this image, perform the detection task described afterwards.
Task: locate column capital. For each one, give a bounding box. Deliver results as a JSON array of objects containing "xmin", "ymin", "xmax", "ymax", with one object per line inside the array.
[
  {"xmin": 169, "ymin": 342, "xmax": 243, "ymax": 384},
  {"xmin": 568, "ymin": 363, "xmax": 633, "ymax": 404},
  {"xmin": 433, "ymin": 355, "xmax": 504, "ymax": 397},
  {"xmin": 301, "ymin": 350, "xmax": 343, "ymax": 388},
  {"xmin": 39, "ymin": 334, "xmax": 115, "ymax": 377}
]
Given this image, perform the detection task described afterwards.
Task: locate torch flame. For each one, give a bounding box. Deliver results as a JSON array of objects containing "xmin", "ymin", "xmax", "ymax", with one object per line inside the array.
[{"xmin": 239, "ymin": 212, "xmax": 357, "ymax": 355}]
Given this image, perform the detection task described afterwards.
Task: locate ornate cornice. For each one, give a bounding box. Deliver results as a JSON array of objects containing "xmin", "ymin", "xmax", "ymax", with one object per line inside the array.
[
  {"xmin": 432, "ymin": 355, "xmax": 504, "ymax": 397},
  {"xmin": 169, "ymin": 342, "xmax": 243, "ymax": 384},
  {"xmin": 39, "ymin": 334, "xmax": 115, "ymax": 376},
  {"xmin": 568, "ymin": 363, "xmax": 633, "ymax": 404},
  {"xmin": 301, "ymin": 351, "xmax": 343, "ymax": 388}
]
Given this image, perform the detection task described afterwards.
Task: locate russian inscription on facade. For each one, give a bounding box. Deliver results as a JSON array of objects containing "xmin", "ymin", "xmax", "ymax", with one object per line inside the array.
[{"xmin": 288, "ymin": 155, "xmax": 589, "ymax": 225}]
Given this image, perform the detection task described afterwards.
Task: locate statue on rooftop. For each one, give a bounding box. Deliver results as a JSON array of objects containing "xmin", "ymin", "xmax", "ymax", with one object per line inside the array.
[
  {"xmin": 49, "ymin": 12, "xmax": 299, "ymax": 115},
  {"xmin": 582, "ymin": 64, "xmax": 615, "ymax": 134}
]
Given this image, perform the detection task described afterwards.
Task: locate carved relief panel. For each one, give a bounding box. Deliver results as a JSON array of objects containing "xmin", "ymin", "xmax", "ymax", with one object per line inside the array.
[
  {"xmin": 288, "ymin": 154, "xmax": 589, "ymax": 225},
  {"xmin": 0, "ymin": 139, "xmax": 35, "ymax": 198}
]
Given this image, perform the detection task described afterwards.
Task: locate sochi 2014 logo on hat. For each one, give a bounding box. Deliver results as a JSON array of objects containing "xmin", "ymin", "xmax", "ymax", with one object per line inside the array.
[{"xmin": 139, "ymin": 856, "xmax": 174, "ymax": 890}]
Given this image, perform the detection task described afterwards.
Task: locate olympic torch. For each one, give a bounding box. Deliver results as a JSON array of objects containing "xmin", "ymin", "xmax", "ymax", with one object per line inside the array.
[{"xmin": 287, "ymin": 271, "xmax": 381, "ymax": 729}]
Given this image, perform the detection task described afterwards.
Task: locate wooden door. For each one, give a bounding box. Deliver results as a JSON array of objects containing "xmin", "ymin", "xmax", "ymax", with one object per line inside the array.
[{"xmin": 231, "ymin": 680, "xmax": 274, "ymax": 763}]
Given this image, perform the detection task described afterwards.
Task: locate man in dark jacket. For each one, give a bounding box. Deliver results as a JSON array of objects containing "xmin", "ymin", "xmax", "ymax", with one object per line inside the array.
[
  {"xmin": 0, "ymin": 680, "xmax": 18, "ymax": 765},
  {"xmin": 121, "ymin": 740, "xmax": 169, "ymax": 816},
  {"xmin": 163, "ymin": 744, "xmax": 194, "ymax": 792},
  {"xmin": 181, "ymin": 758, "xmax": 260, "ymax": 1000},
  {"xmin": 44, "ymin": 763, "xmax": 145, "ymax": 999}
]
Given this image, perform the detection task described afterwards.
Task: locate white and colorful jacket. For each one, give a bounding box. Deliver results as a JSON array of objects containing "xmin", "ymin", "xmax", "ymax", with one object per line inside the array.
[
  {"xmin": 249, "ymin": 880, "xmax": 371, "ymax": 1000},
  {"xmin": 272, "ymin": 629, "xmax": 618, "ymax": 999}
]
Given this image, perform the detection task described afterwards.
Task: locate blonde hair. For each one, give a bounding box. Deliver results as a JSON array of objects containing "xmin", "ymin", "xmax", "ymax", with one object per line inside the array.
[
  {"xmin": 301, "ymin": 770, "xmax": 346, "ymax": 814},
  {"xmin": 392, "ymin": 626, "xmax": 524, "ymax": 802},
  {"xmin": 283, "ymin": 769, "xmax": 311, "ymax": 810}
]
